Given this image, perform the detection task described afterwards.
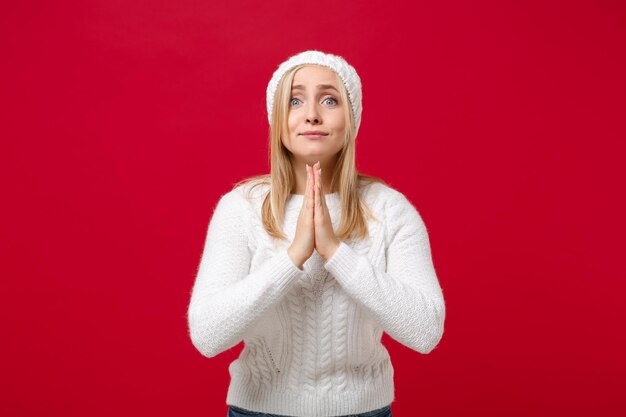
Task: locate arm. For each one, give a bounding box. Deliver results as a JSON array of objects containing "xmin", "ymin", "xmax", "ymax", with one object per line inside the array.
[
  {"xmin": 323, "ymin": 192, "xmax": 445, "ymax": 354},
  {"xmin": 187, "ymin": 189, "xmax": 305, "ymax": 358}
]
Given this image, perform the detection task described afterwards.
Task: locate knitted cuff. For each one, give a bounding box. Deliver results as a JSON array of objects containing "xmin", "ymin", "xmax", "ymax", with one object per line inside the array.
[{"xmin": 323, "ymin": 241, "xmax": 360, "ymax": 286}]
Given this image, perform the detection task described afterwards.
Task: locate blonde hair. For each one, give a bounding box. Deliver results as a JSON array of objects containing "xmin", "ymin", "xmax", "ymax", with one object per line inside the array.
[{"xmin": 234, "ymin": 64, "xmax": 387, "ymax": 242}]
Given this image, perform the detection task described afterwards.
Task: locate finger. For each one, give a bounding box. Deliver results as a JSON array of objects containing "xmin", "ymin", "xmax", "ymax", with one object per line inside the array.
[
  {"xmin": 306, "ymin": 164, "xmax": 313, "ymax": 209},
  {"xmin": 318, "ymin": 167, "xmax": 327, "ymax": 210},
  {"xmin": 314, "ymin": 164, "xmax": 321, "ymax": 210},
  {"xmin": 316, "ymin": 164, "xmax": 323, "ymax": 209}
]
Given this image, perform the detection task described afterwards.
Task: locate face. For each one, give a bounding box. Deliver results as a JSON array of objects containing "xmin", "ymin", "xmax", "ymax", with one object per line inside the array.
[{"xmin": 282, "ymin": 65, "xmax": 346, "ymax": 167}]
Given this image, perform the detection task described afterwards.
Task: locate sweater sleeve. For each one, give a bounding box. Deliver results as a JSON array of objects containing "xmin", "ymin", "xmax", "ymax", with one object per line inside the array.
[
  {"xmin": 323, "ymin": 191, "xmax": 445, "ymax": 354},
  {"xmin": 187, "ymin": 188, "xmax": 306, "ymax": 358}
]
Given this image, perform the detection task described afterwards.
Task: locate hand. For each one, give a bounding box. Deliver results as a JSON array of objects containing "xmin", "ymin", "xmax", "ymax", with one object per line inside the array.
[
  {"xmin": 312, "ymin": 161, "xmax": 341, "ymax": 261},
  {"xmin": 287, "ymin": 161, "xmax": 341, "ymax": 269},
  {"xmin": 287, "ymin": 164, "xmax": 315, "ymax": 269}
]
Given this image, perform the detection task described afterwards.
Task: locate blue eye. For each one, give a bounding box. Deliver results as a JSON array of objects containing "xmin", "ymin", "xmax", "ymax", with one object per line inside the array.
[{"xmin": 289, "ymin": 97, "xmax": 337, "ymax": 107}]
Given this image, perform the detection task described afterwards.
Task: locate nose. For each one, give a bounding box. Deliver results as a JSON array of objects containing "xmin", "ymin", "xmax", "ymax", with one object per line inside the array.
[{"xmin": 305, "ymin": 102, "xmax": 321, "ymax": 124}]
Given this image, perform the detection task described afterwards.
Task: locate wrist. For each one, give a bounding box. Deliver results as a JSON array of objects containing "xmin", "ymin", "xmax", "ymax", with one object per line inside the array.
[
  {"xmin": 287, "ymin": 247, "xmax": 304, "ymax": 270},
  {"xmin": 325, "ymin": 241, "xmax": 341, "ymax": 261}
]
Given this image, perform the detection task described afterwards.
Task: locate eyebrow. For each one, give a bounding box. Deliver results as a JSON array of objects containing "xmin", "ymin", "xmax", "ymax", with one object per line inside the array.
[{"xmin": 291, "ymin": 84, "xmax": 339, "ymax": 93}]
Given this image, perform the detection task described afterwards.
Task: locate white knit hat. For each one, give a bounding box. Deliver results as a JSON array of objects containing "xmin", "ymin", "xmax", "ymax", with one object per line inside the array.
[{"xmin": 266, "ymin": 50, "xmax": 363, "ymax": 137}]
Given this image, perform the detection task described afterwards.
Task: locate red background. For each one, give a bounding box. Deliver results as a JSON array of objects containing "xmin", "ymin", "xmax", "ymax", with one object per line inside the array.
[{"xmin": 2, "ymin": 1, "xmax": 625, "ymax": 415}]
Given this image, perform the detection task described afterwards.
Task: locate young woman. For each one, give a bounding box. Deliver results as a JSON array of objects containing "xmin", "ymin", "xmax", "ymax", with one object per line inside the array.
[{"xmin": 187, "ymin": 50, "xmax": 445, "ymax": 417}]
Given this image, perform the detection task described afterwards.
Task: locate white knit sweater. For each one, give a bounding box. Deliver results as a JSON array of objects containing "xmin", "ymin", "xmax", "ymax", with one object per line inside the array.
[{"xmin": 187, "ymin": 180, "xmax": 445, "ymax": 417}]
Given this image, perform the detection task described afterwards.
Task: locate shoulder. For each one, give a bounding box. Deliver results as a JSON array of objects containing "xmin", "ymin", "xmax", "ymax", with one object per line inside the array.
[
  {"xmin": 211, "ymin": 183, "xmax": 258, "ymax": 219},
  {"xmin": 206, "ymin": 183, "xmax": 261, "ymax": 242},
  {"xmin": 232, "ymin": 176, "xmax": 271, "ymax": 205},
  {"xmin": 359, "ymin": 180, "xmax": 414, "ymax": 212},
  {"xmin": 213, "ymin": 176, "xmax": 270, "ymax": 209},
  {"xmin": 361, "ymin": 181, "xmax": 428, "ymax": 234},
  {"xmin": 360, "ymin": 180, "xmax": 399, "ymax": 200}
]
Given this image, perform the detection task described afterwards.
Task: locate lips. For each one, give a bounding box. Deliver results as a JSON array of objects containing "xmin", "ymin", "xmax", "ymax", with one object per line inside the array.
[{"xmin": 300, "ymin": 131, "xmax": 329, "ymax": 136}]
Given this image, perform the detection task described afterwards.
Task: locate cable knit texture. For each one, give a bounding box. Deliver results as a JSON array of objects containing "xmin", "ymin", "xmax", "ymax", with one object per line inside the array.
[{"xmin": 187, "ymin": 181, "xmax": 445, "ymax": 417}]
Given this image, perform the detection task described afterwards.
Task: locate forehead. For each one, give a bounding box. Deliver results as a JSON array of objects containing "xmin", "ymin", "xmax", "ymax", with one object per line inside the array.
[{"xmin": 291, "ymin": 65, "xmax": 339, "ymax": 87}]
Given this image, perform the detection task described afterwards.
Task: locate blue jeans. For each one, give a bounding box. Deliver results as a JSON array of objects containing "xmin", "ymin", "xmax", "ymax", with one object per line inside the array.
[{"xmin": 227, "ymin": 404, "xmax": 393, "ymax": 417}]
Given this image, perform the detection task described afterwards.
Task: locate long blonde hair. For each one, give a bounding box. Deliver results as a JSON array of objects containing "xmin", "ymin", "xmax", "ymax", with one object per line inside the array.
[{"xmin": 234, "ymin": 63, "xmax": 386, "ymax": 242}]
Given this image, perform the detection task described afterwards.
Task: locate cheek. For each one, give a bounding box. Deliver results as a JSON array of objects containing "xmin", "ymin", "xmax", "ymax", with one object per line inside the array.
[
  {"xmin": 281, "ymin": 129, "xmax": 293, "ymax": 147},
  {"xmin": 287, "ymin": 116, "xmax": 298, "ymax": 134},
  {"xmin": 330, "ymin": 112, "xmax": 346, "ymax": 129}
]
